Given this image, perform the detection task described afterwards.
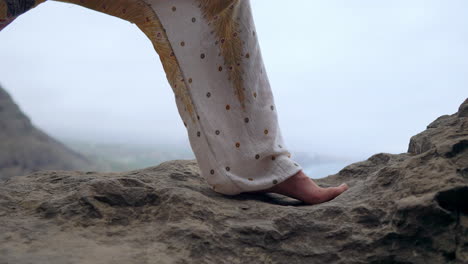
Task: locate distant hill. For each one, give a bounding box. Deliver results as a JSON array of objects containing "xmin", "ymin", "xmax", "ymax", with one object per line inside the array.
[
  {"xmin": 0, "ymin": 85, "xmax": 98, "ymax": 180},
  {"xmin": 60, "ymin": 139, "xmax": 196, "ymax": 172}
]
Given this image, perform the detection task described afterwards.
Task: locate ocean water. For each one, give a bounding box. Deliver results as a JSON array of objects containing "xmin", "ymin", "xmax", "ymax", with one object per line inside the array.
[{"xmin": 302, "ymin": 161, "xmax": 351, "ymax": 179}]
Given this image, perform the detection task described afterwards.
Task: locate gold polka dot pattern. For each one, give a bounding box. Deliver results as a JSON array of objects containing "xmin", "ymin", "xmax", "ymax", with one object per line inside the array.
[{"xmin": 7, "ymin": 0, "xmax": 306, "ymax": 196}]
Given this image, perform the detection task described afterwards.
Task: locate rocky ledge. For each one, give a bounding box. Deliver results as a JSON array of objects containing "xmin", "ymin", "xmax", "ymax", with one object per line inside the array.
[{"xmin": 0, "ymin": 99, "xmax": 467, "ymax": 264}]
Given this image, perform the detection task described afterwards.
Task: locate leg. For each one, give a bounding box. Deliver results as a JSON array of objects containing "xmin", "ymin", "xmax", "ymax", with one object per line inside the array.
[
  {"xmin": 2, "ymin": 0, "xmax": 348, "ymax": 203},
  {"xmin": 145, "ymin": 0, "xmax": 308, "ymax": 195},
  {"xmin": 145, "ymin": 0, "xmax": 348, "ymax": 202}
]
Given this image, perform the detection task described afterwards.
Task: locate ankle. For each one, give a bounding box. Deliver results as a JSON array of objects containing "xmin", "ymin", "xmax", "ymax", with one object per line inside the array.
[{"xmin": 292, "ymin": 169, "xmax": 307, "ymax": 179}]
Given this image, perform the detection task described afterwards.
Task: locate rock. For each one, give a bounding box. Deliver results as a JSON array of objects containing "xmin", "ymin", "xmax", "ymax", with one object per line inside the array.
[
  {"xmin": 0, "ymin": 85, "xmax": 98, "ymax": 180},
  {"xmin": 0, "ymin": 98, "xmax": 466, "ymax": 264},
  {"xmin": 458, "ymin": 98, "xmax": 468, "ymax": 118},
  {"xmin": 408, "ymin": 98, "xmax": 468, "ymax": 155}
]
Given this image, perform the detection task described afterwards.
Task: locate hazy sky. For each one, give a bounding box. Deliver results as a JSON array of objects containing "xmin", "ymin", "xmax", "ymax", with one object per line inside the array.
[{"xmin": 0, "ymin": 0, "xmax": 466, "ymax": 162}]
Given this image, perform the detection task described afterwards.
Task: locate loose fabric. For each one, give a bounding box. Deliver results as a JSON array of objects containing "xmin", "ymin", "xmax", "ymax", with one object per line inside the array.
[{"xmin": 0, "ymin": 0, "xmax": 304, "ymax": 195}]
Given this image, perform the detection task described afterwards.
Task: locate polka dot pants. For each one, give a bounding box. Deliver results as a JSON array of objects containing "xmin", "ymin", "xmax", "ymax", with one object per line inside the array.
[{"xmin": 1, "ymin": 0, "xmax": 304, "ymax": 195}]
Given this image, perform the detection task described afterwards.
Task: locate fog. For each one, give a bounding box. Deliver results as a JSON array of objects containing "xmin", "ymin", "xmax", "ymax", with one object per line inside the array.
[{"xmin": 0, "ymin": 1, "xmax": 467, "ymax": 168}]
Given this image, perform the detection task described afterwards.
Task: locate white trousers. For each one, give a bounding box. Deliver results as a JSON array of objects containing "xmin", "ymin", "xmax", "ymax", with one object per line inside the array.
[{"xmin": 1, "ymin": 0, "xmax": 304, "ymax": 195}]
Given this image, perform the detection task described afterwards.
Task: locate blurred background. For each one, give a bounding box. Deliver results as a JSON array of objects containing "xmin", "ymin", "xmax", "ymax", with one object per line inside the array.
[{"xmin": 0, "ymin": 0, "xmax": 467, "ymax": 179}]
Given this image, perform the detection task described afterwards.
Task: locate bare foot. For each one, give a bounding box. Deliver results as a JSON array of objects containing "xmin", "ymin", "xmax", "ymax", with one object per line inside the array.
[{"xmin": 246, "ymin": 170, "xmax": 349, "ymax": 205}]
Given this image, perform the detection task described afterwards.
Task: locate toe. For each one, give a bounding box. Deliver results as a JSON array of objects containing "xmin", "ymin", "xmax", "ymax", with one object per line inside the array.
[
  {"xmin": 338, "ymin": 183, "xmax": 349, "ymax": 191},
  {"xmin": 321, "ymin": 185, "xmax": 347, "ymax": 202}
]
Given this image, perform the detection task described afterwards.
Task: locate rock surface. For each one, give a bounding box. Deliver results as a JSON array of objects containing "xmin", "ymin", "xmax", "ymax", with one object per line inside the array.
[
  {"xmin": 0, "ymin": 99, "xmax": 467, "ymax": 264},
  {"xmin": 0, "ymin": 86, "xmax": 97, "ymax": 180}
]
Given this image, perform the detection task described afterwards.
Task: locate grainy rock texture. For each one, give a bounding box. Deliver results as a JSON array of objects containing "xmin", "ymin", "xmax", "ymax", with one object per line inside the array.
[
  {"xmin": 0, "ymin": 99, "xmax": 467, "ymax": 264},
  {"xmin": 0, "ymin": 86, "xmax": 97, "ymax": 180}
]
